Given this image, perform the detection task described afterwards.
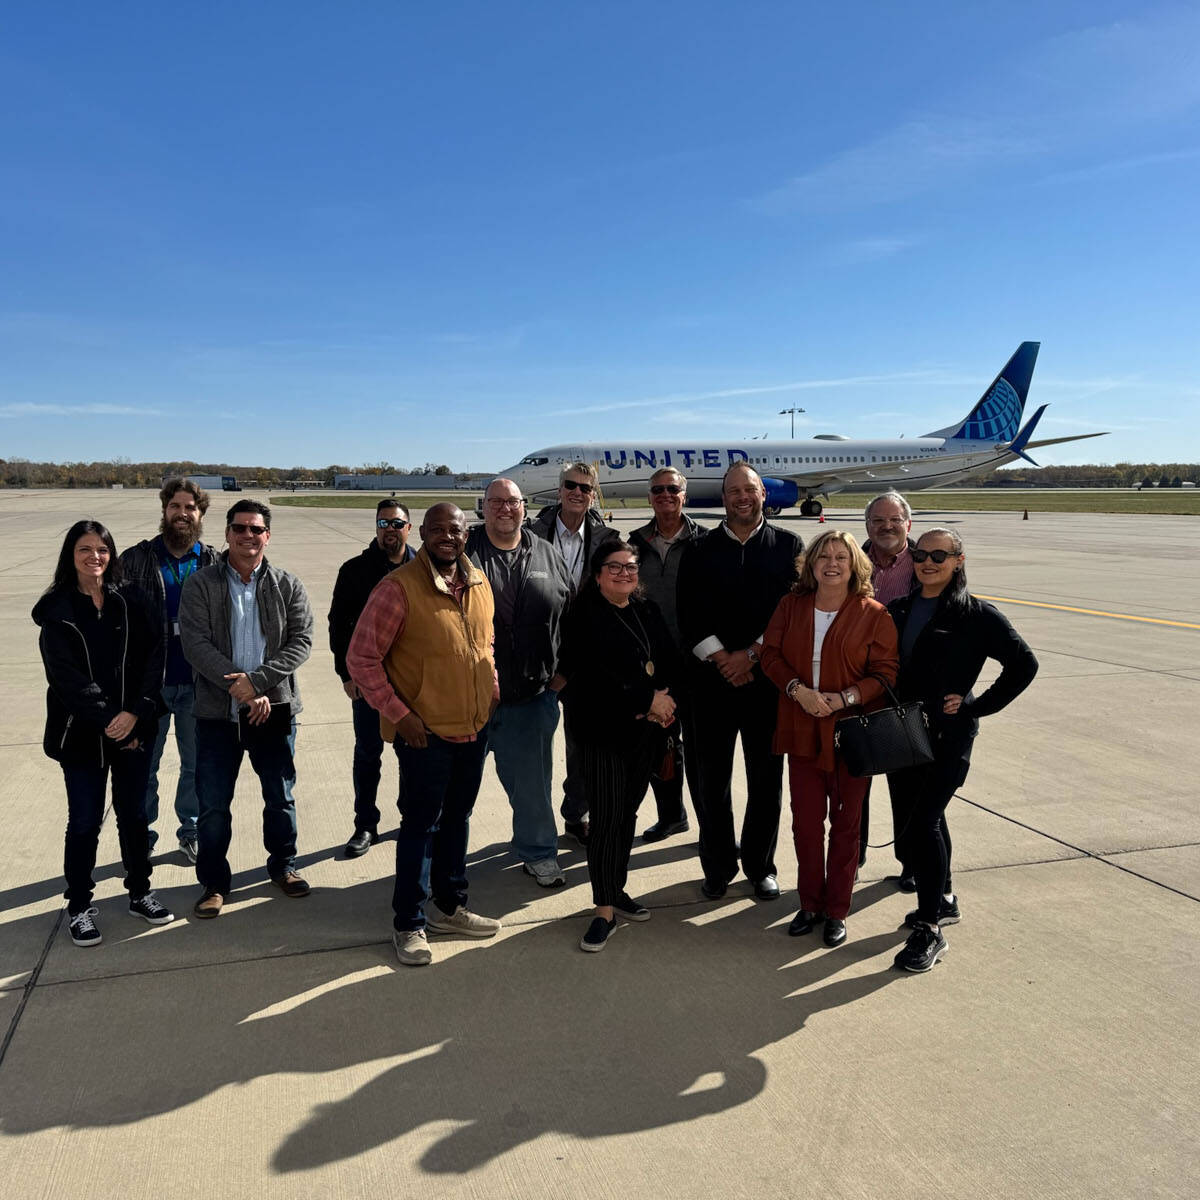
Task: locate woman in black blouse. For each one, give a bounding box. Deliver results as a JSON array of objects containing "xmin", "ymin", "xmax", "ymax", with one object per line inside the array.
[
  {"xmin": 558, "ymin": 539, "xmax": 680, "ymax": 952},
  {"xmin": 32, "ymin": 520, "xmax": 173, "ymax": 948},
  {"xmin": 887, "ymin": 528, "xmax": 1037, "ymax": 973}
]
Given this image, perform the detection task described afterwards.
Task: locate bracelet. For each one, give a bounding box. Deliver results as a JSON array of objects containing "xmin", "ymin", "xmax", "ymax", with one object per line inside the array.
[{"xmin": 786, "ymin": 678, "xmax": 803, "ymax": 701}]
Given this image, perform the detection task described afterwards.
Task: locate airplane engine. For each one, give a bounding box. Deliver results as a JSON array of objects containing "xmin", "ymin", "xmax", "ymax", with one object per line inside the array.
[{"xmin": 761, "ymin": 477, "xmax": 799, "ymax": 516}]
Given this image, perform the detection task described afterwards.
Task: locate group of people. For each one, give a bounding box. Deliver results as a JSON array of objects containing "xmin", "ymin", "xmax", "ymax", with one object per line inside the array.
[{"xmin": 35, "ymin": 465, "xmax": 1037, "ymax": 974}]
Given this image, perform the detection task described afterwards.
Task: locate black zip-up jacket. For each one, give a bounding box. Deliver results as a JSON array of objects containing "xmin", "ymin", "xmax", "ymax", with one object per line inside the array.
[
  {"xmin": 465, "ymin": 526, "xmax": 574, "ymax": 704},
  {"xmin": 32, "ymin": 584, "xmax": 165, "ymax": 767},
  {"xmin": 887, "ymin": 589, "xmax": 1038, "ymax": 740},
  {"xmin": 527, "ymin": 503, "xmax": 618, "ymax": 586},
  {"xmin": 119, "ymin": 535, "xmax": 220, "ymax": 664},
  {"xmin": 676, "ymin": 521, "xmax": 803, "ymax": 687},
  {"xmin": 328, "ymin": 539, "xmax": 415, "ymax": 682}
]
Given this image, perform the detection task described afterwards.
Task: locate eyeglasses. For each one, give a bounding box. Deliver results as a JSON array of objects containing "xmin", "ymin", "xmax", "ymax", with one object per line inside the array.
[
  {"xmin": 485, "ymin": 498, "xmax": 524, "ymax": 509},
  {"xmin": 867, "ymin": 517, "xmax": 907, "ymax": 527},
  {"xmin": 601, "ymin": 562, "xmax": 639, "ymax": 575},
  {"xmin": 377, "ymin": 518, "xmax": 410, "ymax": 529},
  {"xmin": 650, "ymin": 484, "xmax": 682, "ymax": 495},
  {"xmin": 561, "ymin": 479, "xmax": 594, "ymax": 494},
  {"xmin": 229, "ymin": 522, "xmax": 268, "ymax": 537},
  {"xmin": 911, "ymin": 548, "xmax": 958, "ymax": 564}
]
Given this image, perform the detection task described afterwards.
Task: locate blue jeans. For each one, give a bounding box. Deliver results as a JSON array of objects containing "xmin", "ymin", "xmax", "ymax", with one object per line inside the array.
[
  {"xmin": 145, "ymin": 682, "xmax": 198, "ymax": 844},
  {"xmin": 350, "ymin": 695, "xmax": 388, "ymax": 834},
  {"xmin": 62, "ymin": 748, "xmax": 153, "ymax": 911},
  {"xmin": 392, "ymin": 731, "xmax": 489, "ymax": 932},
  {"xmin": 488, "ymin": 690, "xmax": 560, "ymax": 863},
  {"xmin": 194, "ymin": 717, "xmax": 298, "ymax": 896}
]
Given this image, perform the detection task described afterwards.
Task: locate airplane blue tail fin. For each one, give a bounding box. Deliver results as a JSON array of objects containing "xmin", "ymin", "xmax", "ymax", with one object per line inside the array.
[{"xmin": 924, "ymin": 342, "xmax": 1041, "ymax": 442}]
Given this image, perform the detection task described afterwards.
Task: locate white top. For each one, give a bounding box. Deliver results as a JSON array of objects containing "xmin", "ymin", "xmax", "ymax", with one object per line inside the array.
[
  {"xmin": 811, "ymin": 608, "xmax": 838, "ymax": 686},
  {"xmin": 554, "ymin": 515, "xmax": 585, "ymax": 587}
]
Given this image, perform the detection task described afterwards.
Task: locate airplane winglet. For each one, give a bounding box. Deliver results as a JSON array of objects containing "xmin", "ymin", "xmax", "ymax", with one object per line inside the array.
[{"xmin": 1007, "ymin": 403, "xmax": 1047, "ymax": 466}]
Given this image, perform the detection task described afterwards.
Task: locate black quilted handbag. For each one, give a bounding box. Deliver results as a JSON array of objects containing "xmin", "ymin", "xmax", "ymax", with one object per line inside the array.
[{"xmin": 833, "ymin": 677, "xmax": 933, "ymax": 777}]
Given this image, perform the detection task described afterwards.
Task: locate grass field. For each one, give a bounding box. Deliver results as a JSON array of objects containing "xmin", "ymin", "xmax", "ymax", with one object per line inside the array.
[{"xmin": 271, "ymin": 489, "xmax": 1200, "ymax": 516}]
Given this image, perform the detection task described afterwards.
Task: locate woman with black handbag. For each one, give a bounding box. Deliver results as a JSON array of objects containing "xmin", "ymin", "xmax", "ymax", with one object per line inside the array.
[
  {"xmin": 557, "ymin": 539, "xmax": 681, "ymax": 953},
  {"xmin": 33, "ymin": 520, "xmax": 173, "ymax": 948},
  {"xmin": 887, "ymin": 528, "xmax": 1038, "ymax": 973},
  {"xmin": 760, "ymin": 530, "xmax": 899, "ymax": 948}
]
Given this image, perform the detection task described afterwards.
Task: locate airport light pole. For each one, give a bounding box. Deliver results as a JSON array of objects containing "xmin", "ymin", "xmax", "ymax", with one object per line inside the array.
[{"xmin": 779, "ymin": 407, "xmax": 806, "ymax": 438}]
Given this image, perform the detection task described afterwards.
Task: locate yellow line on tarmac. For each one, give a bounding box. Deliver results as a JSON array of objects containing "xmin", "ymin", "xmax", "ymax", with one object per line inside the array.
[{"xmin": 976, "ymin": 595, "xmax": 1200, "ymax": 630}]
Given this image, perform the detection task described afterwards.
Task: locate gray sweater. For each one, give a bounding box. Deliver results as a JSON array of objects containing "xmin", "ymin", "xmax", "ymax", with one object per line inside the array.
[{"xmin": 179, "ymin": 553, "xmax": 313, "ymax": 720}]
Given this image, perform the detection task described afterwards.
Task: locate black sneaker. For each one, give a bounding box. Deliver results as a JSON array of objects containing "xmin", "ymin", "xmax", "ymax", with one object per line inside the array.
[
  {"xmin": 580, "ymin": 916, "xmax": 616, "ymax": 953},
  {"xmin": 129, "ymin": 892, "xmax": 175, "ymax": 925},
  {"xmin": 894, "ymin": 924, "xmax": 947, "ymax": 973},
  {"xmin": 613, "ymin": 893, "xmax": 650, "ymax": 922},
  {"xmin": 68, "ymin": 907, "xmax": 102, "ymax": 947},
  {"xmin": 904, "ymin": 894, "xmax": 960, "ymax": 929},
  {"xmin": 564, "ymin": 819, "xmax": 590, "ymax": 846}
]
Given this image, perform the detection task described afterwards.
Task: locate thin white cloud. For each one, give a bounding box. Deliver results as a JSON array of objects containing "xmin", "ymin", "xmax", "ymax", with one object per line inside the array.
[
  {"xmin": 1036, "ymin": 146, "xmax": 1200, "ymax": 186},
  {"xmin": 548, "ymin": 371, "xmax": 943, "ymax": 417},
  {"xmin": 0, "ymin": 401, "xmax": 164, "ymax": 418}
]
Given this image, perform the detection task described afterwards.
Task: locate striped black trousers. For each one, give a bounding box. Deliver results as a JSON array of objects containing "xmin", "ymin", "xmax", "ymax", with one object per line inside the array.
[{"xmin": 581, "ymin": 738, "xmax": 656, "ymax": 906}]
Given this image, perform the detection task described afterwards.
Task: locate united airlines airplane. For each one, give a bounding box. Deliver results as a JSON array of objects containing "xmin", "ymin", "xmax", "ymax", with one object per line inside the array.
[{"xmin": 498, "ymin": 342, "xmax": 1107, "ymax": 516}]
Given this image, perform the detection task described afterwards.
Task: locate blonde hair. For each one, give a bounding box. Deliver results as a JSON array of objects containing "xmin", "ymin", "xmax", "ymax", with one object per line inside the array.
[{"xmin": 794, "ymin": 529, "xmax": 875, "ymax": 598}]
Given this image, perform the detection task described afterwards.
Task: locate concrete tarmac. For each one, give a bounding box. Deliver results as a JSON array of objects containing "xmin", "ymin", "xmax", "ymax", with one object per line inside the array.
[{"xmin": 0, "ymin": 490, "xmax": 1197, "ymax": 1199}]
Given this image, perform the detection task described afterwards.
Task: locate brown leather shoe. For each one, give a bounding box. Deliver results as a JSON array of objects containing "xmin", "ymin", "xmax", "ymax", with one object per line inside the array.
[
  {"xmin": 271, "ymin": 871, "xmax": 311, "ymax": 898},
  {"xmin": 193, "ymin": 891, "xmax": 224, "ymax": 919}
]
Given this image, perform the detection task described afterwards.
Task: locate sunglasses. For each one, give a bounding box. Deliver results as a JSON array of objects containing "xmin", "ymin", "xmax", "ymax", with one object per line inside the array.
[
  {"xmin": 911, "ymin": 548, "xmax": 958, "ymax": 564},
  {"xmin": 561, "ymin": 479, "xmax": 594, "ymax": 494},
  {"xmin": 601, "ymin": 562, "xmax": 639, "ymax": 575},
  {"xmin": 229, "ymin": 522, "xmax": 268, "ymax": 537},
  {"xmin": 650, "ymin": 484, "xmax": 682, "ymax": 495},
  {"xmin": 377, "ymin": 518, "xmax": 410, "ymax": 529}
]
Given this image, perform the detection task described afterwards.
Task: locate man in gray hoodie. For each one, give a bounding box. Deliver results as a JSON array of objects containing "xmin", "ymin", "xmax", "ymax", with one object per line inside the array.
[{"xmin": 179, "ymin": 499, "xmax": 313, "ymax": 919}]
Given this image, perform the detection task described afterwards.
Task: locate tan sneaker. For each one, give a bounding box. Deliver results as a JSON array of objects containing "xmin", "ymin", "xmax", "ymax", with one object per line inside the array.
[
  {"xmin": 393, "ymin": 928, "xmax": 432, "ymax": 967},
  {"xmin": 193, "ymin": 891, "xmax": 224, "ymax": 919},
  {"xmin": 427, "ymin": 904, "xmax": 501, "ymax": 938}
]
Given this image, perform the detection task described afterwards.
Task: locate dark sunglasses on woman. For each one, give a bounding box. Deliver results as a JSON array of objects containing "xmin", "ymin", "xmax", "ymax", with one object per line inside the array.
[{"xmin": 911, "ymin": 548, "xmax": 958, "ymax": 564}]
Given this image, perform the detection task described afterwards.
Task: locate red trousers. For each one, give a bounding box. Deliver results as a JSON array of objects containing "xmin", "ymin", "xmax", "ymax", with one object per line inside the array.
[{"xmin": 788, "ymin": 757, "xmax": 869, "ymax": 920}]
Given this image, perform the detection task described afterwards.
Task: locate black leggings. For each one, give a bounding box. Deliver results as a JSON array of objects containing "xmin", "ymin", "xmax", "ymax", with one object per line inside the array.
[
  {"xmin": 887, "ymin": 743, "xmax": 971, "ymax": 924},
  {"xmin": 581, "ymin": 740, "xmax": 654, "ymax": 907}
]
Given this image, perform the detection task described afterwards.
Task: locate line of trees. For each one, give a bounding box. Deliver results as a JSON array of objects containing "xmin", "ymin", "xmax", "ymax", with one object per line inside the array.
[
  {"xmin": 2, "ymin": 458, "xmax": 1197, "ymax": 490},
  {"xmin": 0, "ymin": 459, "xmax": 453, "ymax": 488}
]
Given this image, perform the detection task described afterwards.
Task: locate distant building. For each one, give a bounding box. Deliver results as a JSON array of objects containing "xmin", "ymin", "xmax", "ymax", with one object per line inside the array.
[{"xmin": 333, "ymin": 473, "xmax": 492, "ymax": 491}]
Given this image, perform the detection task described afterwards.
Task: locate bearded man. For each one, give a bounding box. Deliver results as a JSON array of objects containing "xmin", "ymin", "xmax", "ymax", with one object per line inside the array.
[{"xmin": 120, "ymin": 477, "xmax": 220, "ymax": 859}]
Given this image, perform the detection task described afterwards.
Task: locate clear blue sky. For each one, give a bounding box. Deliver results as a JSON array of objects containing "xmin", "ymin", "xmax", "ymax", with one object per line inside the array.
[{"xmin": 2, "ymin": 2, "xmax": 1197, "ymax": 470}]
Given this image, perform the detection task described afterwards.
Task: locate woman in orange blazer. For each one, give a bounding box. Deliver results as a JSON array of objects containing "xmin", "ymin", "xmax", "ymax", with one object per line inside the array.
[{"xmin": 760, "ymin": 529, "xmax": 899, "ymax": 948}]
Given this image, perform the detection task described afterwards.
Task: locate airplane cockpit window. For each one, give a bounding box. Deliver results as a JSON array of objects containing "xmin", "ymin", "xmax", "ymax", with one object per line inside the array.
[{"xmin": 519, "ymin": 456, "xmax": 549, "ymax": 466}]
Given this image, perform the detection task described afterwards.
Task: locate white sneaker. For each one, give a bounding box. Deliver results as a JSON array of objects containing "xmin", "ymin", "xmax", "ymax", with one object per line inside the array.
[
  {"xmin": 393, "ymin": 928, "xmax": 432, "ymax": 967},
  {"xmin": 427, "ymin": 904, "xmax": 501, "ymax": 938},
  {"xmin": 523, "ymin": 858, "xmax": 566, "ymax": 888},
  {"xmin": 68, "ymin": 907, "xmax": 102, "ymax": 947}
]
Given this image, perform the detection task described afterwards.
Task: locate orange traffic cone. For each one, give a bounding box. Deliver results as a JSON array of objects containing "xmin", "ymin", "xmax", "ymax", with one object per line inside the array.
[{"xmin": 818, "ymin": 512, "xmax": 825, "ymax": 523}]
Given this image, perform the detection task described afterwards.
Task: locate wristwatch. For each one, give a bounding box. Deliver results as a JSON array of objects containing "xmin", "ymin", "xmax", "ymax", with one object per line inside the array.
[{"xmin": 746, "ymin": 646, "xmax": 760, "ymax": 664}]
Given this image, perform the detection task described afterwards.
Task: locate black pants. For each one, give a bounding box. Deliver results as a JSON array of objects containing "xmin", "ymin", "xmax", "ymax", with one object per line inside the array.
[
  {"xmin": 582, "ymin": 739, "xmax": 654, "ymax": 907},
  {"xmin": 646, "ymin": 699, "xmax": 698, "ymax": 828},
  {"xmin": 887, "ymin": 739, "xmax": 971, "ymax": 924},
  {"xmin": 62, "ymin": 749, "xmax": 153, "ymax": 912},
  {"xmin": 559, "ymin": 700, "xmax": 588, "ymax": 825},
  {"xmin": 688, "ymin": 676, "xmax": 783, "ymax": 884}
]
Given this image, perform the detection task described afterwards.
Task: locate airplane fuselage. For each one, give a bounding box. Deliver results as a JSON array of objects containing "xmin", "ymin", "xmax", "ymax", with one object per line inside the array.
[{"xmin": 500, "ymin": 437, "xmax": 1021, "ymax": 507}]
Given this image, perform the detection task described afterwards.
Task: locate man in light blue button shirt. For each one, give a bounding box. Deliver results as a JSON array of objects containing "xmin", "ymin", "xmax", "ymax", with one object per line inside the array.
[{"xmin": 179, "ymin": 500, "xmax": 314, "ymax": 920}]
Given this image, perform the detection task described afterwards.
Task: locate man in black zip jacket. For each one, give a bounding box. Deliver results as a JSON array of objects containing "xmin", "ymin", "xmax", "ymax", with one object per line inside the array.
[
  {"xmin": 676, "ymin": 463, "xmax": 802, "ymax": 901},
  {"xmin": 467, "ymin": 477, "xmax": 574, "ymax": 885},
  {"xmin": 526, "ymin": 460, "xmax": 618, "ymax": 843},
  {"xmin": 328, "ymin": 499, "xmax": 416, "ymax": 857},
  {"xmin": 119, "ymin": 477, "xmax": 219, "ymax": 860}
]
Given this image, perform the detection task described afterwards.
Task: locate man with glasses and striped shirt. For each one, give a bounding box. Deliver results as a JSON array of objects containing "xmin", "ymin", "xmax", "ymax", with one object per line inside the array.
[{"xmin": 328, "ymin": 500, "xmax": 416, "ymax": 858}]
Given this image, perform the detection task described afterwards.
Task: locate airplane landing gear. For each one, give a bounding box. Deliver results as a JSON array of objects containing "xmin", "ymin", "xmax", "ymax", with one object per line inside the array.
[
  {"xmin": 800, "ymin": 498, "xmax": 824, "ymax": 517},
  {"xmin": 765, "ymin": 506, "xmax": 781, "ymax": 517}
]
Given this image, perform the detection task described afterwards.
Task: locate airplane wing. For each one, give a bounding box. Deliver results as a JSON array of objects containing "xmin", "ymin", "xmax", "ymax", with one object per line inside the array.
[
  {"xmin": 1023, "ymin": 431, "xmax": 1109, "ymax": 449},
  {"xmin": 776, "ymin": 463, "xmax": 890, "ymax": 490}
]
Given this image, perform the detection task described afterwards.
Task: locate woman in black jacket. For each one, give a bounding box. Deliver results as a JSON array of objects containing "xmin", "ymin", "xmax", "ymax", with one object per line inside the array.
[
  {"xmin": 32, "ymin": 521, "xmax": 173, "ymax": 947},
  {"xmin": 558, "ymin": 539, "xmax": 681, "ymax": 953},
  {"xmin": 887, "ymin": 527, "xmax": 1038, "ymax": 973}
]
